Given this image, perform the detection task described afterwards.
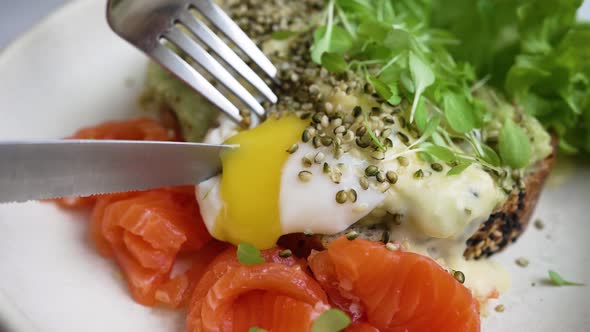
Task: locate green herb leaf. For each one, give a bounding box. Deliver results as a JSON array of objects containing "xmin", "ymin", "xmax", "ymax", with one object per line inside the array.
[
  {"xmin": 237, "ymin": 243, "xmax": 265, "ymax": 265},
  {"xmin": 414, "ymin": 99, "xmax": 428, "ymax": 131},
  {"xmin": 368, "ymin": 76, "xmax": 401, "ymax": 105},
  {"xmin": 315, "ymin": 26, "xmax": 353, "ymax": 54},
  {"xmin": 443, "ymin": 92, "xmax": 478, "ymax": 134},
  {"xmin": 248, "ymin": 328, "xmax": 268, "ymax": 332},
  {"xmin": 410, "ymin": 114, "xmax": 441, "ymax": 149},
  {"xmin": 417, "ymin": 151, "xmax": 435, "ymax": 163},
  {"xmin": 271, "ymin": 30, "xmax": 299, "ymax": 40},
  {"xmin": 321, "ymin": 52, "xmax": 348, "ymax": 73},
  {"xmin": 311, "ymin": 309, "xmax": 351, "ymax": 332},
  {"xmin": 368, "ymin": 75, "xmax": 391, "ymax": 99},
  {"xmin": 431, "ymin": 131, "xmax": 447, "ymax": 147},
  {"xmin": 422, "ymin": 115, "xmax": 441, "ymax": 140},
  {"xmin": 432, "ymin": 0, "xmax": 590, "ymax": 155},
  {"xmin": 311, "ymin": 0, "xmax": 335, "ymax": 64},
  {"xmin": 423, "ymin": 144, "xmax": 456, "ymax": 163},
  {"xmin": 384, "ymin": 29, "xmax": 413, "ymax": 52},
  {"xmin": 364, "ymin": 118, "xmax": 386, "ymax": 152},
  {"xmin": 498, "ymin": 119, "xmax": 532, "ymax": 168},
  {"xmin": 357, "ymin": 21, "xmax": 390, "ymax": 41},
  {"xmin": 480, "ymin": 144, "xmax": 501, "ymax": 167},
  {"xmin": 312, "ymin": 23, "xmax": 353, "ymax": 63},
  {"xmin": 447, "ymin": 161, "xmax": 472, "ymax": 176},
  {"xmin": 548, "ymin": 270, "xmax": 585, "ymax": 287},
  {"xmin": 311, "ymin": 26, "xmax": 331, "ymax": 64},
  {"xmin": 408, "ymin": 52, "xmax": 435, "ymax": 123}
]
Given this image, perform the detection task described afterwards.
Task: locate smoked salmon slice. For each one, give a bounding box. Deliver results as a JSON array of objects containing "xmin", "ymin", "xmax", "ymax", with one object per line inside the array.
[
  {"xmin": 53, "ymin": 117, "xmax": 219, "ymax": 308},
  {"xmin": 231, "ymin": 291, "xmax": 319, "ymax": 332},
  {"xmin": 90, "ymin": 192, "xmax": 137, "ymax": 256},
  {"xmin": 308, "ymin": 236, "xmax": 480, "ymax": 332},
  {"xmin": 155, "ymin": 240, "xmax": 229, "ymax": 308},
  {"xmin": 199, "ymin": 263, "xmax": 329, "ymax": 331},
  {"xmin": 186, "ymin": 247, "xmax": 327, "ymax": 332},
  {"xmin": 346, "ymin": 321, "xmax": 380, "ymax": 332},
  {"xmin": 68, "ymin": 117, "xmax": 172, "ymax": 141},
  {"xmin": 93, "ymin": 188, "xmax": 212, "ymax": 306}
]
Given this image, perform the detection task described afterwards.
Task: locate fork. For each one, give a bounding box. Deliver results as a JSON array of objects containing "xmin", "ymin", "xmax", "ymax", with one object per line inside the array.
[{"xmin": 107, "ymin": 0, "xmax": 278, "ymax": 123}]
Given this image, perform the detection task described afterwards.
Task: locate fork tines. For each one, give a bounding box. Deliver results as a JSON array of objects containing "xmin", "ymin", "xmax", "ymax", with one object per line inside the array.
[{"xmin": 145, "ymin": 0, "xmax": 278, "ymax": 123}]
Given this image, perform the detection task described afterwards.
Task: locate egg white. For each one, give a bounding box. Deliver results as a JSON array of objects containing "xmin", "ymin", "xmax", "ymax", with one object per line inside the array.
[
  {"xmin": 279, "ymin": 143, "xmax": 385, "ymax": 235},
  {"xmin": 195, "ymin": 115, "xmax": 386, "ymax": 239}
]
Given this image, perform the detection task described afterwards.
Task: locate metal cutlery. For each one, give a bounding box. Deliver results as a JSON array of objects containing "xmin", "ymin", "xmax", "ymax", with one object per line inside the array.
[
  {"xmin": 107, "ymin": 0, "xmax": 279, "ymax": 123},
  {"xmin": 0, "ymin": 140, "xmax": 232, "ymax": 203}
]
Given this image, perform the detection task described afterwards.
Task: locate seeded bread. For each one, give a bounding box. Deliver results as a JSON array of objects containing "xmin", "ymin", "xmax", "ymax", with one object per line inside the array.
[
  {"xmin": 463, "ymin": 138, "xmax": 557, "ymax": 259},
  {"xmin": 278, "ymin": 139, "xmax": 557, "ymax": 260}
]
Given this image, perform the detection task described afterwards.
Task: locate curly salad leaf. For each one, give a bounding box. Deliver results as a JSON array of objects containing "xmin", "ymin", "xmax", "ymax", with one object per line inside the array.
[
  {"xmin": 311, "ymin": 0, "xmax": 590, "ymax": 163},
  {"xmin": 433, "ymin": 0, "xmax": 590, "ymax": 154}
]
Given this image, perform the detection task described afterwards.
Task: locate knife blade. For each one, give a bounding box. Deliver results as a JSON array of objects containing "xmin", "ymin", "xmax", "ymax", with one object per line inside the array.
[{"xmin": 0, "ymin": 140, "xmax": 233, "ymax": 203}]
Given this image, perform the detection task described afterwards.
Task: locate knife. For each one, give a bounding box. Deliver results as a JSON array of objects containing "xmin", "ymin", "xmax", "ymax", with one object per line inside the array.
[{"xmin": 0, "ymin": 140, "xmax": 233, "ymax": 203}]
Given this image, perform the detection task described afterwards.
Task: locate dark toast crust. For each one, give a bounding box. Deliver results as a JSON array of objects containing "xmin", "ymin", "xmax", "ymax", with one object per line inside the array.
[
  {"xmin": 464, "ymin": 138, "xmax": 557, "ymax": 259},
  {"xmin": 279, "ymin": 140, "xmax": 558, "ymax": 260}
]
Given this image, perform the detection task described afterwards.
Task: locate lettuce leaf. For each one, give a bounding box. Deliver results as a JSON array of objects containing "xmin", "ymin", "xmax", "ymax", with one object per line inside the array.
[{"xmin": 431, "ymin": 0, "xmax": 590, "ymax": 154}]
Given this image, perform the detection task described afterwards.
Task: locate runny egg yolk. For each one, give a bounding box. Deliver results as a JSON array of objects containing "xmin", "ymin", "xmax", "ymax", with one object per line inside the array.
[{"xmin": 213, "ymin": 115, "xmax": 308, "ymax": 249}]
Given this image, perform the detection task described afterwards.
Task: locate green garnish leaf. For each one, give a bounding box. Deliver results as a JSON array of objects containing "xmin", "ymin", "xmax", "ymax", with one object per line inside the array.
[
  {"xmin": 237, "ymin": 243, "xmax": 265, "ymax": 265},
  {"xmin": 368, "ymin": 75, "xmax": 391, "ymax": 99},
  {"xmin": 312, "ymin": 21, "xmax": 353, "ymax": 64},
  {"xmin": 417, "ymin": 151, "xmax": 435, "ymax": 163},
  {"xmin": 408, "ymin": 52, "xmax": 435, "ymax": 123},
  {"xmin": 480, "ymin": 144, "xmax": 501, "ymax": 167},
  {"xmin": 368, "ymin": 76, "xmax": 401, "ymax": 105},
  {"xmin": 432, "ymin": 0, "xmax": 590, "ymax": 155},
  {"xmin": 410, "ymin": 114, "xmax": 441, "ymax": 149},
  {"xmin": 357, "ymin": 21, "xmax": 390, "ymax": 41},
  {"xmin": 364, "ymin": 117, "xmax": 386, "ymax": 152},
  {"xmin": 414, "ymin": 99, "xmax": 428, "ymax": 131},
  {"xmin": 431, "ymin": 131, "xmax": 447, "ymax": 147},
  {"xmin": 548, "ymin": 270, "xmax": 585, "ymax": 287},
  {"xmin": 423, "ymin": 144, "xmax": 456, "ymax": 163},
  {"xmin": 321, "ymin": 52, "xmax": 348, "ymax": 73},
  {"xmin": 384, "ymin": 29, "xmax": 413, "ymax": 52},
  {"xmin": 447, "ymin": 161, "xmax": 472, "ymax": 176},
  {"xmin": 443, "ymin": 92, "xmax": 477, "ymax": 134},
  {"xmin": 498, "ymin": 119, "xmax": 532, "ymax": 168},
  {"xmin": 310, "ymin": 0, "xmax": 335, "ymax": 64},
  {"xmin": 271, "ymin": 30, "xmax": 299, "ymax": 40},
  {"xmin": 422, "ymin": 115, "xmax": 441, "ymax": 140},
  {"xmin": 248, "ymin": 328, "xmax": 268, "ymax": 332},
  {"xmin": 313, "ymin": 26, "xmax": 353, "ymax": 54},
  {"xmin": 311, "ymin": 309, "xmax": 351, "ymax": 332}
]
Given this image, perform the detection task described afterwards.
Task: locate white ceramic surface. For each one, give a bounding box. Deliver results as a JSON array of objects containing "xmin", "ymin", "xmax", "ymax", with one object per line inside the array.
[{"xmin": 0, "ymin": 1, "xmax": 588, "ymax": 331}]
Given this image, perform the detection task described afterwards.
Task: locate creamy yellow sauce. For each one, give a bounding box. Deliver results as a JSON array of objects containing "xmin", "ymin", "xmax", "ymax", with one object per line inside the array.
[
  {"xmin": 325, "ymin": 88, "xmax": 505, "ymax": 239},
  {"xmin": 385, "ymin": 223, "xmax": 510, "ymax": 300}
]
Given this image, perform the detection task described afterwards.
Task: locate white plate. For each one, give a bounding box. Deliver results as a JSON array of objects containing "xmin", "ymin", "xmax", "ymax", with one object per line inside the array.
[{"xmin": 0, "ymin": 1, "xmax": 589, "ymax": 331}]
